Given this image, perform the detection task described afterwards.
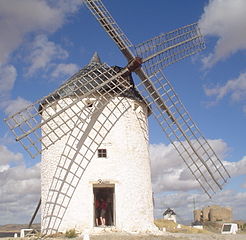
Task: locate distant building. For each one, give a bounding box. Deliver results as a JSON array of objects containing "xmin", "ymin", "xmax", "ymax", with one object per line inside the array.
[
  {"xmin": 163, "ymin": 208, "xmax": 177, "ymax": 223},
  {"xmin": 194, "ymin": 205, "xmax": 232, "ymax": 223},
  {"xmin": 192, "ymin": 220, "xmax": 203, "ymax": 230}
]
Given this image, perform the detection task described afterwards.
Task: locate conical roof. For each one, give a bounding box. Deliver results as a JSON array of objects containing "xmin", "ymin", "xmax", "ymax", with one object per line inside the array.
[
  {"xmin": 60, "ymin": 52, "xmax": 143, "ymax": 102},
  {"xmin": 89, "ymin": 52, "xmax": 102, "ymax": 64},
  {"xmin": 163, "ymin": 208, "xmax": 176, "ymax": 216},
  {"xmin": 39, "ymin": 52, "xmax": 144, "ymax": 112},
  {"xmin": 59, "ymin": 52, "xmax": 104, "ymax": 96}
]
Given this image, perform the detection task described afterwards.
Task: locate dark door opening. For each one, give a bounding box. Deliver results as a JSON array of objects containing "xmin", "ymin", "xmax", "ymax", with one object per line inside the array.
[{"xmin": 93, "ymin": 185, "xmax": 115, "ymax": 227}]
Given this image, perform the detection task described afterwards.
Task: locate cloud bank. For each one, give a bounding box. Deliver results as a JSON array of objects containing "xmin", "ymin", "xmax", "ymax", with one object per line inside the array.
[
  {"xmin": 199, "ymin": 0, "xmax": 246, "ymax": 68},
  {"xmin": 0, "ymin": 64, "xmax": 17, "ymax": 99},
  {"xmin": 0, "ymin": 0, "xmax": 81, "ymax": 114},
  {"xmin": 150, "ymin": 141, "xmax": 246, "ymax": 222},
  {"xmin": 150, "ymin": 139, "xmax": 229, "ymax": 194},
  {"xmin": 204, "ymin": 72, "xmax": 246, "ymax": 110},
  {"xmin": 0, "ymin": 145, "xmax": 40, "ymax": 225},
  {"xmin": 0, "ymin": 139, "xmax": 245, "ymax": 224},
  {"xmin": 0, "ymin": 0, "xmax": 81, "ymax": 65}
]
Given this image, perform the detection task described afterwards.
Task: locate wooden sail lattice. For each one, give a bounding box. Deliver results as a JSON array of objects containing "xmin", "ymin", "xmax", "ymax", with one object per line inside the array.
[
  {"xmin": 135, "ymin": 68, "xmax": 230, "ymax": 197},
  {"xmin": 86, "ymin": 0, "xmax": 133, "ymax": 50},
  {"xmin": 4, "ymin": 63, "xmax": 132, "ymax": 158},
  {"xmin": 84, "ymin": 0, "xmax": 230, "ymax": 198},
  {"xmin": 135, "ymin": 22, "xmax": 205, "ymax": 76},
  {"xmin": 42, "ymin": 97, "xmax": 132, "ymax": 234}
]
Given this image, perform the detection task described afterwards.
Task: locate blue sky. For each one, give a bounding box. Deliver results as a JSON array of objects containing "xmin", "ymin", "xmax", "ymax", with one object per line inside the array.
[{"xmin": 0, "ymin": 0, "xmax": 245, "ymax": 225}]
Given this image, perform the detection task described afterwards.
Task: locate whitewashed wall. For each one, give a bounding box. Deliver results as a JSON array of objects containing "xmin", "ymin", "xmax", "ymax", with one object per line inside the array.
[
  {"xmin": 41, "ymin": 96, "xmax": 156, "ymax": 233},
  {"xmin": 163, "ymin": 214, "xmax": 177, "ymax": 223}
]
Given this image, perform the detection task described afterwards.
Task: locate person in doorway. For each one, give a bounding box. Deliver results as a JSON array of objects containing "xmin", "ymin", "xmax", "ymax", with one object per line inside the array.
[
  {"xmin": 95, "ymin": 198, "xmax": 100, "ymax": 226},
  {"xmin": 100, "ymin": 198, "xmax": 107, "ymax": 226},
  {"xmin": 106, "ymin": 197, "xmax": 113, "ymax": 226}
]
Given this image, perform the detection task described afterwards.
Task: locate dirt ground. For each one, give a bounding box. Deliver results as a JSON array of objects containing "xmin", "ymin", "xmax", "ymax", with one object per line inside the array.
[
  {"xmin": 1, "ymin": 232, "xmax": 246, "ymax": 240},
  {"xmin": 87, "ymin": 232, "xmax": 246, "ymax": 240}
]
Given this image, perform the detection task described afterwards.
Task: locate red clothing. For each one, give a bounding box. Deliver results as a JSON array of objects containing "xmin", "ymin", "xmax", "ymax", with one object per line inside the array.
[
  {"xmin": 101, "ymin": 201, "xmax": 107, "ymax": 210},
  {"xmin": 95, "ymin": 199, "xmax": 100, "ymax": 208}
]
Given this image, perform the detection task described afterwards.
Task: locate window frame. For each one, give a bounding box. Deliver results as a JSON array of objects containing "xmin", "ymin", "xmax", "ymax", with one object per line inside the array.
[{"xmin": 98, "ymin": 148, "xmax": 107, "ymax": 158}]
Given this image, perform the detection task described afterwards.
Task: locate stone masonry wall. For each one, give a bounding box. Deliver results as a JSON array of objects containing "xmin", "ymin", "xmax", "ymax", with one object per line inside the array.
[{"xmin": 194, "ymin": 205, "xmax": 232, "ymax": 223}]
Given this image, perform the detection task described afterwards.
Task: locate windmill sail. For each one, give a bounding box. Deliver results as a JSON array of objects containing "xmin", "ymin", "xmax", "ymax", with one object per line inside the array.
[
  {"xmin": 85, "ymin": 0, "xmax": 205, "ymax": 70},
  {"xmin": 85, "ymin": 0, "xmax": 230, "ymax": 197},
  {"xmin": 85, "ymin": 0, "xmax": 133, "ymax": 61},
  {"xmin": 42, "ymin": 96, "xmax": 133, "ymax": 234},
  {"xmin": 84, "ymin": 0, "xmax": 205, "ymax": 121},
  {"xmin": 4, "ymin": 63, "xmax": 132, "ymax": 158},
  {"xmin": 135, "ymin": 69, "xmax": 230, "ymax": 197},
  {"xmin": 135, "ymin": 22, "xmax": 205, "ymax": 76}
]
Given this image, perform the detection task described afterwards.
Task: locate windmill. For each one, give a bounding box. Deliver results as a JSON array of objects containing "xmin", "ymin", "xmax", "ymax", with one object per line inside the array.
[{"xmin": 4, "ymin": 0, "xmax": 230, "ymax": 235}]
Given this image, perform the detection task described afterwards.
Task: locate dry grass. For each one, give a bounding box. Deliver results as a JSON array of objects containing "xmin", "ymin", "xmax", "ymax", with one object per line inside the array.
[
  {"xmin": 46, "ymin": 232, "xmax": 65, "ymax": 238},
  {"xmin": 154, "ymin": 219, "xmax": 211, "ymax": 234},
  {"xmin": 0, "ymin": 223, "xmax": 40, "ymax": 232},
  {"xmin": 65, "ymin": 229, "xmax": 78, "ymax": 238}
]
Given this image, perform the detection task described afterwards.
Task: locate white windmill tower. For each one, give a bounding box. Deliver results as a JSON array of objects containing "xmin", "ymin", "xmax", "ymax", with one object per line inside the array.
[
  {"xmin": 4, "ymin": 0, "xmax": 230, "ymax": 235},
  {"xmin": 40, "ymin": 52, "xmax": 155, "ymax": 232}
]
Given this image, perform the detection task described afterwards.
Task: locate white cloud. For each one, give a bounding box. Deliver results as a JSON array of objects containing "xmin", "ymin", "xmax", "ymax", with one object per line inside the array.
[
  {"xmin": 150, "ymin": 143, "xmax": 198, "ymax": 192},
  {"xmin": 150, "ymin": 139, "xmax": 246, "ymax": 221},
  {"xmin": 0, "ymin": 64, "xmax": 17, "ymax": 97},
  {"xmin": 51, "ymin": 63, "xmax": 79, "ymax": 79},
  {"xmin": 241, "ymin": 181, "xmax": 246, "ymax": 189},
  {"xmin": 0, "ymin": 0, "xmax": 81, "ymax": 65},
  {"xmin": 0, "ymin": 145, "xmax": 40, "ymax": 225},
  {"xmin": 0, "ymin": 162, "xmax": 40, "ymax": 225},
  {"xmin": 47, "ymin": 0, "xmax": 82, "ymax": 14},
  {"xmin": 0, "ymin": 165, "xmax": 9, "ymax": 173},
  {"xmin": 0, "ymin": 132, "xmax": 16, "ymax": 146},
  {"xmin": 0, "ymin": 145, "xmax": 23, "ymax": 166},
  {"xmin": 0, "ymin": 163, "xmax": 40, "ymax": 183},
  {"xmin": 2, "ymin": 97, "xmax": 32, "ymax": 116},
  {"xmin": 27, "ymin": 35, "xmax": 69, "ymax": 76},
  {"xmin": 199, "ymin": 0, "xmax": 246, "ymax": 68},
  {"xmin": 0, "ymin": 0, "xmax": 82, "ymax": 111},
  {"xmin": 150, "ymin": 139, "xmax": 229, "ymax": 194},
  {"xmin": 204, "ymin": 72, "xmax": 246, "ymax": 109},
  {"xmin": 225, "ymin": 156, "xmax": 246, "ymax": 177},
  {"xmin": 0, "ymin": 0, "xmax": 61, "ymax": 64}
]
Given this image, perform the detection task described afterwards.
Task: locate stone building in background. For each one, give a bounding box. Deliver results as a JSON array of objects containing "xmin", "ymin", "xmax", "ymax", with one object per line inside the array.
[{"xmin": 194, "ymin": 205, "xmax": 232, "ymax": 223}]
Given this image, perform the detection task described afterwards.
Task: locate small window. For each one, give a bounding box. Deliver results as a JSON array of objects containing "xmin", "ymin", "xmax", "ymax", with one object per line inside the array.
[
  {"xmin": 86, "ymin": 102, "xmax": 93, "ymax": 108},
  {"xmin": 84, "ymin": 99, "xmax": 94, "ymax": 108},
  {"xmin": 98, "ymin": 149, "xmax": 107, "ymax": 158}
]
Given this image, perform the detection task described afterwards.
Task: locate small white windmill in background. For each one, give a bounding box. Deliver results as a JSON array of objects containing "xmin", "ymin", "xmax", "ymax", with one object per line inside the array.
[
  {"xmin": 4, "ymin": 0, "xmax": 230, "ymax": 235},
  {"xmin": 163, "ymin": 208, "xmax": 177, "ymax": 223}
]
